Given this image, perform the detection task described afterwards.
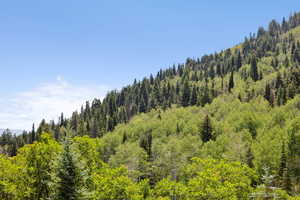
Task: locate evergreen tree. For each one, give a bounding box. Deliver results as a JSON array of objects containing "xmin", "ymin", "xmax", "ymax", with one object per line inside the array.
[
  {"xmin": 139, "ymin": 130, "xmax": 153, "ymax": 160},
  {"xmin": 277, "ymin": 87, "xmax": 287, "ymax": 106},
  {"xmin": 200, "ymin": 115, "xmax": 213, "ymax": 142},
  {"xmin": 228, "ymin": 71, "xmax": 234, "ymax": 93},
  {"xmin": 200, "ymin": 81, "xmax": 211, "ymax": 106},
  {"xmin": 236, "ymin": 51, "xmax": 242, "ymax": 69},
  {"xmin": 208, "ymin": 65, "xmax": 215, "ymax": 79},
  {"xmin": 275, "ymin": 72, "xmax": 283, "ymax": 89},
  {"xmin": 257, "ymin": 26, "xmax": 266, "ymax": 37},
  {"xmin": 84, "ymin": 101, "xmax": 91, "ymax": 121},
  {"xmin": 78, "ymin": 119, "xmax": 87, "ymax": 136},
  {"xmin": 264, "ymin": 83, "xmax": 274, "ymax": 106},
  {"xmin": 190, "ymin": 86, "xmax": 198, "ymax": 105},
  {"xmin": 139, "ymin": 97, "xmax": 147, "ymax": 113},
  {"xmin": 54, "ymin": 126, "xmax": 60, "ymax": 141},
  {"xmin": 9, "ymin": 135, "xmax": 17, "ymax": 157},
  {"xmin": 71, "ymin": 111, "xmax": 79, "ymax": 132},
  {"xmin": 140, "ymin": 80, "xmax": 149, "ymax": 112},
  {"xmin": 181, "ymin": 80, "xmax": 190, "ymax": 107},
  {"xmin": 30, "ymin": 124, "xmax": 36, "ymax": 144},
  {"xmin": 250, "ymin": 57, "xmax": 259, "ymax": 81},
  {"xmin": 122, "ymin": 132, "xmax": 128, "ymax": 144},
  {"xmin": 56, "ymin": 139, "xmax": 88, "ymax": 200},
  {"xmin": 60, "ymin": 113, "xmax": 65, "ymax": 127},
  {"xmin": 216, "ymin": 64, "xmax": 222, "ymax": 76}
]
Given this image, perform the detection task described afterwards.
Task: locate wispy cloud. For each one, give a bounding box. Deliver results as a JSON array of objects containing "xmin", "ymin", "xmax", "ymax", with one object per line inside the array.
[{"xmin": 0, "ymin": 76, "xmax": 110, "ymax": 130}]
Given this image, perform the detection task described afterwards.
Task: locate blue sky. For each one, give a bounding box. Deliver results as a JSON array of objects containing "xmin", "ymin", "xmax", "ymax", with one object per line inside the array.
[{"xmin": 0, "ymin": 0, "xmax": 299, "ymax": 130}]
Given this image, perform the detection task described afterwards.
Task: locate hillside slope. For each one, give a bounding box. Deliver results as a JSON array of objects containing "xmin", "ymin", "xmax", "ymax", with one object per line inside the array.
[{"xmin": 1, "ymin": 11, "xmax": 300, "ymax": 199}]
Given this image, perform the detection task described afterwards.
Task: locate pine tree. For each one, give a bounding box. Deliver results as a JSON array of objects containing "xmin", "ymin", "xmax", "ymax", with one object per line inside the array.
[
  {"xmin": 236, "ymin": 51, "xmax": 242, "ymax": 69},
  {"xmin": 228, "ymin": 71, "xmax": 234, "ymax": 92},
  {"xmin": 9, "ymin": 135, "xmax": 17, "ymax": 157},
  {"xmin": 30, "ymin": 124, "xmax": 36, "ymax": 144},
  {"xmin": 139, "ymin": 97, "xmax": 147, "ymax": 113},
  {"xmin": 250, "ymin": 57, "xmax": 259, "ymax": 81},
  {"xmin": 84, "ymin": 101, "xmax": 91, "ymax": 121},
  {"xmin": 54, "ymin": 126, "xmax": 60, "ymax": 141},
  {"xmin": 216, "ymin": 64, "xmax": 222, "ymax": 76},
  {"xmin": 190, "ymin": 86, "xmax": 198, "ymax": 105},
  {"xmin": 200, "ymin": 115, "xmax": 213, "ymax": 142},
  {"xmin": 71, "ymin": 111, "xmax": 79, "ymax": 132},
  {"xmin": 56, "ymin": 139, "xmax": 88, "ymax": 200},
  {"xmin": 122, "ymin": 132, "xmax": 128, "ymax": 144},
  {"xmin": 277, "ymin": 87, "xmax": 287, "ymax": 106},
  {"xmin": 208, "ymin": 66, "xmax": 215, "ymax": 79},
  {"xmin": 257, "ymin": 26, "xmax": 266, "ymax": 38},
  {"xmin": 139, "ymin": 130, "xmax": 153, "ymax": 160},
  {"xmin": 78, "ymin": 119, "xmax": 87, "ymax": 136},
  {"xmin": 140, "ymin": 80, "xmax": 149, "ymax": 112},
  {"xmin": 264, "ymin": 83, "xmax": 274, "ymax": 106},
  {"xmin": 60, "ymin": 113, "xmax": 65, "ymax": 127},
  {"xmin": 275, "ymin": 72, "xmax": 283, "ymax": 89},
  {"xmin": 181, "ymin": 80, "xmax": 190, "ymax": 107},
  {"xmin": 200, "ymin": 82, "xmax": 211, "ymax": 106}
]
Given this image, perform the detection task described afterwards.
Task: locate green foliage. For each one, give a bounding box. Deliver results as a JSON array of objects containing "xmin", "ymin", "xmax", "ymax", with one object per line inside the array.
[
  {"xmin": 185, "ymin": 158, "xmax": 257, "ymax": 200},
  {"xmin": 0, "ymin": 155, "xmax": 19, "ymax": 200},
  {"xmin": 16, "ymin": 133, "xmax": 62, "ymax": 200},
  {"xmin": 92, "ymin": 166, "xmax": 143, "ymax": 200},
  {"xmin": 152, "ymin": 178, "xmax": 188, "ymax": 200},
  {"xmin": 109, "ymin": 142, "xmax": 148, "ymax": 180},
  {"xmin": 56, "ymin": 139, "xmax": 90, "ymax": 200}
]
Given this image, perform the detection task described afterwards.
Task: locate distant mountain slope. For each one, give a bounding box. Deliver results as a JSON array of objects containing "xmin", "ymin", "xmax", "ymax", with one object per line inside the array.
[
  {"xmin": 63, "ymin": 14, "xmax": 300, "ymax": 137},
  {"xmin": 101, "ymin": 93, "xmax": 300, "ymax": 186}
]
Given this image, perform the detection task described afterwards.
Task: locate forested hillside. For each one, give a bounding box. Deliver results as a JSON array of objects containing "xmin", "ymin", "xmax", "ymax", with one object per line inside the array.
[{"xmin": 1, "ymin": 12, "xmax": 300, "ymax": 199}]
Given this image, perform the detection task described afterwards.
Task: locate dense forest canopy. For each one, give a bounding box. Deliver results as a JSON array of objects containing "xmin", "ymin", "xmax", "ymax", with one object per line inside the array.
[{"xmin": 1, "ymin": 12, "xmax": 300, "ymax": 199}]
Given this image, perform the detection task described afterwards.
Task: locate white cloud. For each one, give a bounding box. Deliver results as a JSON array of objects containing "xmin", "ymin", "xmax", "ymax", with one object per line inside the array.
[{"xmin": 0, "ymin": 77, "xmax": 110, "ymax": 130}]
